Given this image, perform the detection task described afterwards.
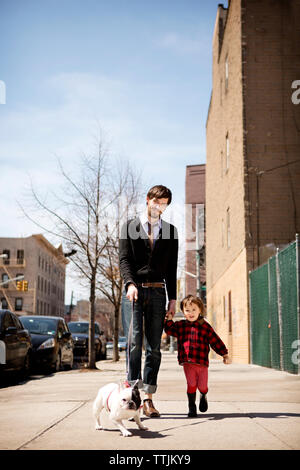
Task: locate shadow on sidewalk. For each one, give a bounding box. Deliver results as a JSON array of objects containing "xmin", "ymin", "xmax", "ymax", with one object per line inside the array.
[{"xmin": 161, "ymin": 412, "xmax": 300, "ymax": 420}]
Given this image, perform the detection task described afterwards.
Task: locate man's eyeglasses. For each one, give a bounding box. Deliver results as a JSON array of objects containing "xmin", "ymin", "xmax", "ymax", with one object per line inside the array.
[{"xmin": 151, "ymin": 199, "xmax": 168, "ymax": 209}]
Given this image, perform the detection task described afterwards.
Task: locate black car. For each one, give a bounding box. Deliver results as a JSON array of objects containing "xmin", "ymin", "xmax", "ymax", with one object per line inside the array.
[
  {"xmin": 0, "ymin": 309, "xmax": 32, "ymax": 377},
  {"xmin": 20, "ymin": 316, "xmax": 74, "ymax": 372},
  {"xmin": 68, "ymin": 321, "xmax": 107, "ymax": 360}
]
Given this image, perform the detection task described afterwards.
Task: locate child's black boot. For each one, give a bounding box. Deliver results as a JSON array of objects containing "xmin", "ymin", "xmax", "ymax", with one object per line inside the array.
[
  {"xmin": 199, "ymin": 392, "xmax": 208, "ymax": 412},
  {"xmin": 187, "ymin": 393, "xmax": 197, "ymax": 417}
]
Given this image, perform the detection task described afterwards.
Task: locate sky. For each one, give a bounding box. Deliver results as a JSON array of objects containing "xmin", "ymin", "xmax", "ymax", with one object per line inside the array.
[{"xmin": 0, "ymin": 0, "xmax": 225, "ymax": 303}]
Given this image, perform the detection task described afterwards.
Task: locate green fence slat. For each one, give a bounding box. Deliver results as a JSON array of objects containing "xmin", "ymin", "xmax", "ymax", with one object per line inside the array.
[
  {"xmin": 268, "ymin": 256, "xmax": 281, "ymax": 370},
  {"xmin": 250, "ymin": 240, "xmax": 299, "ymax": 375},
  {"xmin": 278, "ymin": 242, "xmax": 298, "ymax": 374},
  {"xmin": 250, "ymin": 263, "xmax": 271, "ymax": 367}
]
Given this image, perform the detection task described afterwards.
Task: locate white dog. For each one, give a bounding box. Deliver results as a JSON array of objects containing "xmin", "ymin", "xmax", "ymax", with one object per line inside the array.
[{"xmin": 93, "ymin": 381, "xmax": 148, "ymax": 437}]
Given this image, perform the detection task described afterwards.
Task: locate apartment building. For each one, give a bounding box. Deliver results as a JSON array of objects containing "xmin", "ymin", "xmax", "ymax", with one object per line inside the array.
[
  {"xmin": 0, "ymin": 234, "xmax": 68, "ymax": 316},
  {"xmin": 185, "ymin": 164, "xmax": 206, "ymax": 300},
  {"xmin": 206, "ymin": 0, "xmax": 300, "ymax": 363}
]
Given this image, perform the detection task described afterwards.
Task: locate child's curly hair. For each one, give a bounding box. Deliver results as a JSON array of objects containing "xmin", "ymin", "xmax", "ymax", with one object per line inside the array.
[{"xmin": 180, "ymin": 294, "xmax": 206, "ymax": 317}]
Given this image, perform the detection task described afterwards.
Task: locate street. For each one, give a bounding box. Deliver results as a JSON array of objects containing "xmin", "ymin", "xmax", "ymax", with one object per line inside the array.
[{"xmin": 0, "ymin": 351, "xmax": 300, "ymax": 451}]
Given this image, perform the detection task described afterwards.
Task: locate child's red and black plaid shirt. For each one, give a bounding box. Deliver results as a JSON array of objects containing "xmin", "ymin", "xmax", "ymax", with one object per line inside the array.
[{"xmin": 164, "ymin": 319, "xmax": 228, "ymax": 367}]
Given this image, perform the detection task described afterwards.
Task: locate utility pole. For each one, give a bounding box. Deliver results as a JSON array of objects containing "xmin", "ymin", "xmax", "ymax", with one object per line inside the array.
[{"xmin": 196, "ymin": 204, "xmax": 205, "ymax": 300}]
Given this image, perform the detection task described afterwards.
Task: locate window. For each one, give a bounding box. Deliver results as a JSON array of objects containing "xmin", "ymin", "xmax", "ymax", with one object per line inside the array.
[
  {"xmin": 17, "ymin": 250, "xmax": 24, "ymax": 264},
  {"xmin": 221, "ymin": 218, "xmax": 225, "ymax": 247},
  {"xmin": 225, "ymin": 56, "xmax": 229, "ymax": 91},
  {"xmin": 226, "ymin": 134, "xmax": 230, "ymax": 171},
  {"xmin": 226, "ymin": 208, "xmax": 231, "ymax": 248},
  {"xmin": 12, "ymin": 315, "xmax": 23, "ymax": 330},
  {"xmin": 3, "ymin": 312, "xmax": 15, "ymax": 330},
  {"xmin": 15, "ymin": 298, "xmax": 23, "ymax": 312},
  {"xmin": 220, "ymin": 78, "xmax": 223, "ymax": 106},
  {"xmin": 1, "ymin": 298, "xmax": 8, "ymax": 309},
  {"xmin": 228, "ymin": 291, "xmax": 232, "ymax": 333},
  {"xmin": 1, "ymin": 273, "xmax": 9, "ymax": 288},
  {"xmin": 2, "ymin": 250, "xmax": 10, "ymax": 265}
]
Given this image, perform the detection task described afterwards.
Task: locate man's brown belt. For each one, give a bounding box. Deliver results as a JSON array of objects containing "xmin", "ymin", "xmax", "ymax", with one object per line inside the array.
[{"xmin": 138, "ymin": 282, "xmax": 165, "ymax": 288}]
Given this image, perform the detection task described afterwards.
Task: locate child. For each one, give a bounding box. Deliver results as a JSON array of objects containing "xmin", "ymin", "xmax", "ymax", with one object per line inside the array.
[{"xmin": 164, "ymin": 294, "xmax": 230, "ymax": 417}]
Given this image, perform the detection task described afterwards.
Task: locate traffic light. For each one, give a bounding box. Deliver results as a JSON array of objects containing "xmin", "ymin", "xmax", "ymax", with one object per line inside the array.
[
  {"xmin": 23, "ymin": 281, "xmax": 28, "ymax": 291},
  {"xmin": 16, "ymin": 280, "xmax": 23, "ymax": 291}
]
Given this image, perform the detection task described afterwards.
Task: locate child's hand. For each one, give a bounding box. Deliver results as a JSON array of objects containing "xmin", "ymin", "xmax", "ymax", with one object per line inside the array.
[
  {"xmin": 223, "ymin": 354, "xmax": 230, "ymax": 364},
  {"xmin": 165, "ymin": 312, "xmax": 173, "ymax": 321}
]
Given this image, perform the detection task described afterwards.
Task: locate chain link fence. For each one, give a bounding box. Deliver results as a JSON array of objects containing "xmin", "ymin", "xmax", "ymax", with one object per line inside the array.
[{"xmin": 249, "ymin": 237, "xmax": 300, "ymax": 374}]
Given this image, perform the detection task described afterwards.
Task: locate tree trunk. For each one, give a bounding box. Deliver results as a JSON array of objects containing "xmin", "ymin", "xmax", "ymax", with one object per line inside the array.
[
  {"xmin": 113, "ymin": 306, "xmax": 119, "ymax": 362},
  {"xmin": 88, "ymin": 275, "xmax": 96, "ymax": 369}
]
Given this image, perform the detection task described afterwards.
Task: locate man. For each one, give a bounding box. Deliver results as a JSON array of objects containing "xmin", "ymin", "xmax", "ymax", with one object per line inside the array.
[{"xmin": 119, "ymin": 185, "xmax": 178, "ymax": 417}]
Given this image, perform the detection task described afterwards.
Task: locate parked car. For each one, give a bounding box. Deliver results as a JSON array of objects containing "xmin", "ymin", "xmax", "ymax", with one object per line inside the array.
[
  {"xmin": 106, "ymin": 336, "xmax": 127, "ymax": 353},
  {"xmin": 68, "ymin": 321, "xmax": 107, "ymax": 360},
  {"xmin": 118, "ymin": 336, "xmax": 127, "ymax": 351},
  {"xmin": 20, "ymin": 316, "xmax": 74, "ymax": 372},
  {"xmin": 0, "ymin": 309, "xmax": 32, "ymax": 377}
]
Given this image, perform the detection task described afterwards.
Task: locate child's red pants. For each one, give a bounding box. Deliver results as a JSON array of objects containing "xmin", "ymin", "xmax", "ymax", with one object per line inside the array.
[{"xmin": 183, "ymin": 363, "xmax": 208, "ymax": 394}]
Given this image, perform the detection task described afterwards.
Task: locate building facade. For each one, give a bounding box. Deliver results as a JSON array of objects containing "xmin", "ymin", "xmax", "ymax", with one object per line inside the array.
[
  {"xmin": 185, "ymin": 164, "xmax": 206, "ymax": 301},
  {"xmin": 0, "ymin": 235, "xmax": 68, "ymax": 316},
  {"xmin": 206, "ymin": 0, "xmax": 300, "ymax": 363}
]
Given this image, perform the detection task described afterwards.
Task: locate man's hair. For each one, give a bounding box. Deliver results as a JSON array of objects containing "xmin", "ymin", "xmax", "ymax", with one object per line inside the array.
[
  {"xmin": 180, "ymin": 294, "xmax": 205, "ymax": 317},
  {"xmin": 147, "ymin": 185, "xmax": 172, "ymax": 205}
]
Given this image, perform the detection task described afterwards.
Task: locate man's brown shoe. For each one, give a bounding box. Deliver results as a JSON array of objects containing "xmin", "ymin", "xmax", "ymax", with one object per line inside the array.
[{"xmin": 143, "ymin": 399, "xmax": 160, "ymax": 417}]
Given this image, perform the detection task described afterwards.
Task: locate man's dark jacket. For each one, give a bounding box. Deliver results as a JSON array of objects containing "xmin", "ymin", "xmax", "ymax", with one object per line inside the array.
[{"xmin": 119, "ymin": 217, "xmax": 178, "ymax": 300}]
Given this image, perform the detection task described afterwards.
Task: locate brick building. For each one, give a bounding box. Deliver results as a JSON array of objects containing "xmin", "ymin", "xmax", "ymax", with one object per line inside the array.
[
  {"xmin": 206, "ymin": 0, "xmax": 300, "ymax": 363},
  {"xmin": 185, "ymin": 164, "xmax": 206, "ymax": 300},
  {"xmin": 0, "ymin": 235, "xmax": 68, "ymax": 316}
]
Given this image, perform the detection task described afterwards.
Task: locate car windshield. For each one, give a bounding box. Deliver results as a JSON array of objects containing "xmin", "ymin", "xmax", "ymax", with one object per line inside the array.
[
  {"xmin": 68, "ymin": 323, "xmax": 89, "ymax": 334},
  {"xmin": 119, "ymin": 337, "xmax": 126, "ymax": 342},
  {"xmin": 21, "ymin": 317, "xmax": 57, "ymax": 336}
]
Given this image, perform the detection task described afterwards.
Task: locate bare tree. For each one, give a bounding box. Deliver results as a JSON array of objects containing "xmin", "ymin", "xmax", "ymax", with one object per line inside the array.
[
  {"xmin": 19, "ymin": 132, "xmax": 143, "ymax": 368},
  {"xmin": 96, "ymin": 158, "xmax": 142, "ymax": 361}
]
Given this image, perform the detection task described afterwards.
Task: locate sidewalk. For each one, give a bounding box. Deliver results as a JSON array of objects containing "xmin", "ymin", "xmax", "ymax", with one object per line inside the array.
[{"xmin": 0, "ymin": 351, "xmax": 300, "ymax": 450}]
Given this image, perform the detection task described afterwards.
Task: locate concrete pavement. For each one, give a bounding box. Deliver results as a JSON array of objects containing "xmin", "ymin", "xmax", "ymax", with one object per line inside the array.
[{"xmin": 0, "ymin": 351, "xmax": 300, "ymax": 450}]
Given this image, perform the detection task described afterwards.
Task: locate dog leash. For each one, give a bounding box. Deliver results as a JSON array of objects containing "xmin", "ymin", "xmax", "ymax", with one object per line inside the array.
[{"xmin": 126, "ymin": 298, "xmax": 134, "ymax": 384}]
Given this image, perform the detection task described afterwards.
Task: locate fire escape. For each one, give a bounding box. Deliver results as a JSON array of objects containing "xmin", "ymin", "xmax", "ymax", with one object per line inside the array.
[{"xmin": 0, "ymin": 252, "xmax": 26, "ymax": 312}]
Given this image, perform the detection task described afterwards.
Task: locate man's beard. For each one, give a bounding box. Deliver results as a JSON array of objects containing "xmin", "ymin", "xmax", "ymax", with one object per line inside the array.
[{"xmin": 147, "ymin": 206, "xmax": 160, "ymax": 221}]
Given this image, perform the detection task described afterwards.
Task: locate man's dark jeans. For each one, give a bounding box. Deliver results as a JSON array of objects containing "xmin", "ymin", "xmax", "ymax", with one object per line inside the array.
[{"xmin": 121, "ymin": 286, "xmax": 167, "ymax": 394}]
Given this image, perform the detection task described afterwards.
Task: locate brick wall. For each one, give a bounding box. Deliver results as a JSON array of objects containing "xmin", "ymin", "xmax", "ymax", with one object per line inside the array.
[
  {"xmin": 243, "ymin": 0, "xmax": 300, "ymax": 268},
  {"xmin": 206, "ymin": 0, "xmax": 300, "ymax": 364},
  {"xmin": 185, "ymin": 164, "xmax": 205, "ymax": 297}
]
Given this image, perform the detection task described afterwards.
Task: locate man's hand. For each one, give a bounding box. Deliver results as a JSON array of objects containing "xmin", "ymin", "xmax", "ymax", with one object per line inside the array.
[
  {"xmin": 166, "ymin": 299, "xmax": 176, "ymax": 318},
  {"xmin": 126, "ymin": 283, "xmax": 138, "ymax": 302},
  {"xmin": 165, "ymin": 312, "xmax": 173, "ymax": 321}
]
